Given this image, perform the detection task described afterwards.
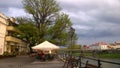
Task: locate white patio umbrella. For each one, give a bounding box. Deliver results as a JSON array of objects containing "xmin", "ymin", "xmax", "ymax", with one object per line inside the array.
[{"xmin": 32, "ymin": 41, "xmax": 60, "ymax": 51}]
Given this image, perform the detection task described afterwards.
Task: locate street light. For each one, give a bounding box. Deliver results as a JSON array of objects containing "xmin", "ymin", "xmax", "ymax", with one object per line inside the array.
[{"xmin": 69, "ymin": 27, "xmax": 75, "ymax": 55}]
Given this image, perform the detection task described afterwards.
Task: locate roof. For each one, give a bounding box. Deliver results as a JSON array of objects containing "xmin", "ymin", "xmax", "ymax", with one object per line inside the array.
[{"xmin": 91, "ymin": 42, "xmax": 110, "ymax": 46}]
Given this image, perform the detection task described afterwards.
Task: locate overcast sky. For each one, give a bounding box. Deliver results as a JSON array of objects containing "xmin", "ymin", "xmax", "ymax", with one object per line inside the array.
[{"xmin": 0, "ymin": 0, "xmax": 120, "ymax": 45}]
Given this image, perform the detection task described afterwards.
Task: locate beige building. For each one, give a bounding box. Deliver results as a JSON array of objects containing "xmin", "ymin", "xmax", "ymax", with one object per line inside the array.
[
  {"xmin": 111, "ymin": 42, "xmax": 120, "ymax": 49},
  {"xmin": 0, "ymin": 13, "xmax": 29, "ymax": 55},
  {"xmin": 90, "ymin": 42, "xmax": 111, "ymax": 50}
]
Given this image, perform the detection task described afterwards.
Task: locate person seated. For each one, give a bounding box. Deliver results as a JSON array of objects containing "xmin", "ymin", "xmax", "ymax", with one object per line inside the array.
[{"xmin": 38, "ymin": 51, "xmax": 46, "ymax": 61}]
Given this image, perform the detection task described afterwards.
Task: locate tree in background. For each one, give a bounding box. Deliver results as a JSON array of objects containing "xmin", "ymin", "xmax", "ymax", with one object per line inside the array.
[
  {"xmin": 15, "ymin": 0, "xmax": 78, "ymax": 52},
  {"xmin": 16, "ymin": 17, "xmax": 39, "ymax": 52},
  {"xmin": 67, "ymin": 44, "xmax": 81, "ymax": 49},
  {"xmin": 23, "ymin": 0, "xmax": 60, "ymax": 43},
  {"xmin": 47, "ymin": 13, "xmax": 73, "ymax": 45}
]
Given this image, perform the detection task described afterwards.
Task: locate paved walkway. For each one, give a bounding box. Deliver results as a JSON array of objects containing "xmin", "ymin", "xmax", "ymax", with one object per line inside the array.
[{"xmin": 0, "ymin": 56, "xmax": 63, "ymax": 68}]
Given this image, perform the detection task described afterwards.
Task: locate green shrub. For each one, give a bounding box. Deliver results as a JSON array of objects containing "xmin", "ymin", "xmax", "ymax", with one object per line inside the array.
[
  {"xmin": 3, "ymin": 51, "xmax": 10, "ymax": 56},
  {"xmin": 11, "ymin": 52, "xmax": 17, "ymax": 56}
]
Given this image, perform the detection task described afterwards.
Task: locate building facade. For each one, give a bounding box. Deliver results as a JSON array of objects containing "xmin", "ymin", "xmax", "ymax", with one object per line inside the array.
[
  {"xmin": 0, "ymin": 13, "xmax": 8, "ymax": 55},
  {"xmin": 90, "ymin": 42, "xmax": 110, "ymax": 50},
  {"xmin": 111, "ymin": 42, "xmax": 120, "ymax": 49},
  {"xmin": 0, "ymin": 13, "xmax": 29, "ymax": 55}
]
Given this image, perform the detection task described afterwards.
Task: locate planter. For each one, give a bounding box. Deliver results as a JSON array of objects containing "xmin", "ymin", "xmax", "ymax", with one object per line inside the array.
[
  {"xmin": 0, "ymin": 55, "xmax": 16, "ymax": 59},
  {"xmin": 0, "ymin": 55, "xmax": 4, "ymax": 58}
]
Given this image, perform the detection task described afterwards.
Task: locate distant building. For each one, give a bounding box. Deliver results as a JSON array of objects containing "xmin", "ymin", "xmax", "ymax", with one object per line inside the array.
[
  {"xmin": 90, "ymin": 42, "xmax": 111, "ymax": 50},
  {"xmin": 0, "ymin": 13, "xmax": 29, "ymax": 55},
  {"xmin": 110, "ymin": 42, "xmax": 120, "ymax": 49},
  {"xmin": 83, "ymin": 45, "xmax": 90, "ymax": 50}
]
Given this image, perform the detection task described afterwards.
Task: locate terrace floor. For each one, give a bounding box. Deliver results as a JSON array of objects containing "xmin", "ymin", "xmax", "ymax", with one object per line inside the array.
[{"xmin": 0, "ymin": 55, "xmax": 63, "ymax": 68}]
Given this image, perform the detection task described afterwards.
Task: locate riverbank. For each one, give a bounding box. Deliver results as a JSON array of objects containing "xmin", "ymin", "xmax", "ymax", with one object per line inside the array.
[
  {"xmin": 97, "ymin": 53, "xmax": 120, "ymax": 58},
  {"xmin": 72, "ymin": 53, "xmax": 120, "ymax": 58}
]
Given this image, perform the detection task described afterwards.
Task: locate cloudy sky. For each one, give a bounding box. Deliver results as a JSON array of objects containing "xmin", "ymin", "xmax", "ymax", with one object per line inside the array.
[{"xmin": 0, "ymin": 0, "xmax": 120, "ymax": 45}]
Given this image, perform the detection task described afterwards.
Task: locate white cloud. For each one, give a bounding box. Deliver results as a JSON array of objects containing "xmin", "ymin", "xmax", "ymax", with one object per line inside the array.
[
  {"xmin": 73, "ymin": 25, "xmax": 91, "ymax": 30},
  {"xmin": 6, "ymin": 8, "xmax": 27, "ymax": 17}
]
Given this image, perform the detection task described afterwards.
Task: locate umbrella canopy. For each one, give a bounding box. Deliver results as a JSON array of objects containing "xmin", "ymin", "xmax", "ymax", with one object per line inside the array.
[{"xmin": 32, "ymin": 41, "xmax": 60, "ymax": 51}]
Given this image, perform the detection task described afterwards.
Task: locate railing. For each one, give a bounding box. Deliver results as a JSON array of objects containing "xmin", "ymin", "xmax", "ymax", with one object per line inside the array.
[
  {"xmin": 7, "ymin": 26, "xmax": 18, "ymax": 32},
  {"xmin": 83, "ymin": 57, "xmax": 120, "ymax": 65},
  {"xmin": 58, "ymin": 49, "xmax": 120, "ymax": 68},
  {"xmin": 6, "ymin": 36, "xmax": 25, "ymax": 44},
  {"xmin": 78, "ymin": 56, "xmax": 120, "ymax": 68}
]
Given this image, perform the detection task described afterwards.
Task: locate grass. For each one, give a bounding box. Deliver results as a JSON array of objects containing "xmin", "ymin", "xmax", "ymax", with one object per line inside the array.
[
  {"xmin": 71, "ymin": 52, "xmax": 120, "ymax": 58},
  {"xmin": 97, "ymin": 53, "xmax": 120, "ymax": 58}
]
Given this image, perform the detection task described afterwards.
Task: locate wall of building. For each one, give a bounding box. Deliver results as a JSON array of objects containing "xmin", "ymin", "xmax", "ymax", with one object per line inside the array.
[
  {"xmin": 0, "ymin": 13, "xmax": 29, "ymax": 55},
  {"xmin": 90, "ymin": 44, "xmax": 108, "ymax": 50},
  {"xmin": 0, "ymin": 14, "xmax": 8, "ymax": 55}
]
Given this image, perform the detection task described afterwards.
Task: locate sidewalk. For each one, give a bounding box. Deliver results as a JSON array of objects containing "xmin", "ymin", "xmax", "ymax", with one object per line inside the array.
[{"xmin": 0, "ymin": 55, "xmax": 63, "ymax": 68}]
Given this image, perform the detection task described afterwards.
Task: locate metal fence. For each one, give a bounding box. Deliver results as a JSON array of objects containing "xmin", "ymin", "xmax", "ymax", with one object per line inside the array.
[{"xmin": 58, "ymin": 49, "xmax": 120, "ymax": 68}]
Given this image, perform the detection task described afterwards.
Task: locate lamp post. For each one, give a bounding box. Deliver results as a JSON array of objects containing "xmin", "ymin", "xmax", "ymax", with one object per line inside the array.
[{"xmin": 69, "ymin": 27, "xmax": 75, "ymax": 55}]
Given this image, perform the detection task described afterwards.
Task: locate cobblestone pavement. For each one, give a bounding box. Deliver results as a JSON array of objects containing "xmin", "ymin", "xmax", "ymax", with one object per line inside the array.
[{"xmin": 0, "ymin": 56, "xmax": 63, "ymax": 68}]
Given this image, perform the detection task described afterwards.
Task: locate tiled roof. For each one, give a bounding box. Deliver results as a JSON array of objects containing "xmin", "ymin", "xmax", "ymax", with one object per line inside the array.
[{"xmin": 91, "ymin": 42, "xmax": 109, "ymax": 46}]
